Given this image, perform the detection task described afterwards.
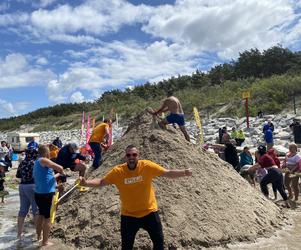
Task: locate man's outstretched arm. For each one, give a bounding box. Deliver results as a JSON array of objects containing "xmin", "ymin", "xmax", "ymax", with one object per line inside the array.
[
  {"xmin": 79, "ymin": 177, "xmax": 109, "ymax": 188},
  {"xmin": 161, "ymin": 168, "xmax": 192, "ymax": 179}
]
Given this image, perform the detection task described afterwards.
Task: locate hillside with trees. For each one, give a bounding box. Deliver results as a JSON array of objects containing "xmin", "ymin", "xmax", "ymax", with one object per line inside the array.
[{"xmin": 0, "ymin": 45, "xmax": 301, "ymax": 132}]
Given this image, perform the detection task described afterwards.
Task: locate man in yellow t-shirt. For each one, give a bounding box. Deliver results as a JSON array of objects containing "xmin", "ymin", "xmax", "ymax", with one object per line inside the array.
[
  {"xmin": 80, "ymin": 145, "xmax": 192, "ymax": 250},
  {"xmin": 89, "ymin": 118, "xmax": 111, "ymax": 169}
]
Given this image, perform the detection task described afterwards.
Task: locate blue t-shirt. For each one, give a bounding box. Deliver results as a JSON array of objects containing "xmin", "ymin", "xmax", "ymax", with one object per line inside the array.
[
  {"xmin": 264, "ymin": 129, "xmax": 273, "ymax": 143},
  {"xmin": 239, "ymin": 152, "xmax": 254, "ymax": 167},
  {"xmin": 33, "ymin": 158, "xmax": 56, "ymax": 193},
  {"xmin": 27, "ymin": 141, "xmax": 39, "ymax": 150}
]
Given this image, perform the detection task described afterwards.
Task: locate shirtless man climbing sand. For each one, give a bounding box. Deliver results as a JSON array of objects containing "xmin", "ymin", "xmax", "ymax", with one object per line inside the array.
[{"xmin": 148, "ymin": 94, "xmax": 190, "ymax": 142}]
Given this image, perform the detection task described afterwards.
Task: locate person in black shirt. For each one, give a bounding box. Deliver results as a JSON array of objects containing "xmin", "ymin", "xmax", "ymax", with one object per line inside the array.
[
  {"xmin": 55, "ymin": 143, "xmax": 88, "ymax": 177},
  {"xmin": 224, "ymin": 141, "xmax": 239, "ymax": 172},
  {"xmin": 16, "ymin": 148, "xmax": 39, "ymax": 239},
  {"xmin": 52, "ymin": 137, "xmax": 63, "ymax": 149}
]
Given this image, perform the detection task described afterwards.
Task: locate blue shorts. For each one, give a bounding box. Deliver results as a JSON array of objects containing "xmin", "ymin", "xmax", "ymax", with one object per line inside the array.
[
  {"xmin": 18, "ymin": 184, "xmax": 38, "ymax": 217},
  {"xmin": 166, "ymin": 113, "xmax": 185, "ymax": 126}
]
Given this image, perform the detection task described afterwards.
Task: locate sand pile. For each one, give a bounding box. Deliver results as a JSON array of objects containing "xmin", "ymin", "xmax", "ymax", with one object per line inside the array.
[{"xmin": 52, "ymin": 111, "xmax": 286, "ymax": 249}]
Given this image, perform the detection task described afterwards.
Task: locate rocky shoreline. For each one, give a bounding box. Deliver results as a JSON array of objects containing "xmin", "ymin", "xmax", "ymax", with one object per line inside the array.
[{"xmin": 0, "ymin": 112, "xmax": 298, "ymax": 155}]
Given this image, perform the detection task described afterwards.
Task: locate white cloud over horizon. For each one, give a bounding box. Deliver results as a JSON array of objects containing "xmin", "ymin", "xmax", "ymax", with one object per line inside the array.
[
  {"xmin": 1, "ymin": 0, "xmax": 301, "ymax": 117},
  {"xmin": 0, "ymin": 98, "xmax": 16, "ymax": 117},
  {"xmin": 0, "ymin": 53, "xmax": 55, "ymax": 89},
  {"xmin": 70, "ymin": 91, "xmax": 85, "ymax": 103}
]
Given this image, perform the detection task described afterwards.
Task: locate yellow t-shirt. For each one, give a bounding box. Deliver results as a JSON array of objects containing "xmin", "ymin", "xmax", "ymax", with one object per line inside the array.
[
  {"xmin": 103, "ymin": 160, "xmax": 166, "ymax": 218},
  {"xmin": 89, "ymin": 123, "xmax": 109, "ymax": 143}
]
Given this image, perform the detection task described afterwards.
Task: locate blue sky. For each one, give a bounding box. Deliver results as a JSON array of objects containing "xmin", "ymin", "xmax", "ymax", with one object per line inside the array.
[{"xmin": 1, "ymin": 0, "xmax": 301, "ymax": 118}]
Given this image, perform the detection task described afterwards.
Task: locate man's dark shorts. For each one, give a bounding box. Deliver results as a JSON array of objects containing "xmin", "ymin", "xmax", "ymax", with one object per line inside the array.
[
  {"xmin": 35, "ymin": 192, "xmax": 54, "ymax": 218},
  {"xmin": 166, "ymin": 113, "xmax": 185, "ymax": 126}
]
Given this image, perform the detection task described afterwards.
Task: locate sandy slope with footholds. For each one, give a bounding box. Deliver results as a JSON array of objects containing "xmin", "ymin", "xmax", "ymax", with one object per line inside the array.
[{"xmin": 51, "ymin": 110, "xmax": 287, "ymax": 249}]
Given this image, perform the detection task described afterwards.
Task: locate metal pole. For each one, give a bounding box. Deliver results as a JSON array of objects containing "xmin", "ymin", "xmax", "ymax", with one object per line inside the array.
[
  {"xmin": 293, "ymin": 94, "xmax": 296, "ymax": 114},
  {"xmin": 246, "ymin": 98, "xmax": 250, "ymax": 128}
]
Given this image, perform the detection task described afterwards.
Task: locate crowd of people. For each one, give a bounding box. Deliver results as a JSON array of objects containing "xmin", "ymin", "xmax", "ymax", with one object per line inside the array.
[
  {"xmin": 1, "ymin": 94, "xmax": 301, "ymax": 249},
  {"xmin": 216, "ymin": 119, "xmax": 301, "ymax": 209},
  {"xmin": 1, "ymin": 93, "xmax": 192, "ymax": 248}
]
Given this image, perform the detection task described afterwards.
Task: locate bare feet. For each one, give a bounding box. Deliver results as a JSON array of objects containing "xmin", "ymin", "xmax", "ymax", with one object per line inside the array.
[
  {"xmin": 285, "ymin": 200, "xmax": 291, "ymax": 208},
  {"xmin": 42, "ymin": 241, "xmax": 54, "ymax": 246}
]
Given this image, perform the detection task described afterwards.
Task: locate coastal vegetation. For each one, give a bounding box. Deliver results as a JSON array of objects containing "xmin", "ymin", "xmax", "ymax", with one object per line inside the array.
[{"xmin": 1, "ymin": 45, "xmax": 301, "ymax": 131}]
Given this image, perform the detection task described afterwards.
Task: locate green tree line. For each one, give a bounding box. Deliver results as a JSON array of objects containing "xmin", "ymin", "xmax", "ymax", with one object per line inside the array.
[{"xmin": 0, "ymin": 45, "xmax": 300, "ymax": 131}]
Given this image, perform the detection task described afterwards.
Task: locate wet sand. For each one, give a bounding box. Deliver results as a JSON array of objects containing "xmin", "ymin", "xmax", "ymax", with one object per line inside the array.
[
  {"xmin": 1, "ymin": 162, "xmax": 301, "ymax": 249},
  {"xmin": 210, "ymin": 207, "xmax": 301, "ymax": 250},
  {"xmin": 0, "ymin": 164, "xmax": 76, "ymax": 250},
  {"xmin": 2, "ymin": 188, "xmax": 301, "ymax": 250}
]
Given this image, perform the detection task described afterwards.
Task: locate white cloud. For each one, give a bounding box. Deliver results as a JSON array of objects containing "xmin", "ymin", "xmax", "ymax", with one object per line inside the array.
[
  {"xmin": 49, "ymin": 34, "xmax": 101, "ymax": 44},
  {"xmin": 142, "ymin": 0, "xmax": 297, "ymax": 59},
  {"xmin": 34, "ymin": 0, "xmax": 58, "ymax": 8},
  {"xmin": 36, "ymin": 57, "xmax": 48, "ymax": 65},
  {"xmin": 47, "ymin": 80, "xmax": 66, "ymax": 103},
  {"xmin": 46, "ymin": 40, "xmax": 202, "ymax": 102},
  {"xmin": 2, "ymin": 0, "xmax": 301, "ymax": 57},
  {"xmin": 0, "ymin": 53, "xmax": 55, "ymax": 88},
  {"xmin": 2, "ymin": 0, "xmax": 301, "ymax": 113},
  {"xmin": 70, "ymin": 91, "xmax": 85, "ymax": 103},
  {"xmin": 30, "ymin": 0, "xmax": 151, "ymax": 35},
  {"xmin": 0, "ymin": 98, "xmax": 16, "ymax": 117},
  {"xmin": 89, "ymin": 89, "xmax": 104, "ymax": 100},
  {"xmin": 0, "ymin": 99, "xmax": 31, "ymax": 118},
  {"xmin": 0, "ymin": 12, "xmax": 29, "ymax": 26}
]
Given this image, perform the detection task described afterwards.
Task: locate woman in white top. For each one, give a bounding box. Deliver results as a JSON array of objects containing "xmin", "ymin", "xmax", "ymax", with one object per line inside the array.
[{"xmin": 282, "ymin": 143, "xmax": 301, "ymax": 201}]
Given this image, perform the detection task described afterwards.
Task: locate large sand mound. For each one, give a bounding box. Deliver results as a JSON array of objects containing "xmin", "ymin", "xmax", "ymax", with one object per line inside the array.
[{"xmin": 52, "ymin": 111, "xmax": 286, "ymax": 249}]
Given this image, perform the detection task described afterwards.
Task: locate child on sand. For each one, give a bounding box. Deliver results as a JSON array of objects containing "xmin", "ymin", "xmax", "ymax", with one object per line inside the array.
[{"xmin": 33, "ymin": 145, "xmax": 64, "ymax": 246}]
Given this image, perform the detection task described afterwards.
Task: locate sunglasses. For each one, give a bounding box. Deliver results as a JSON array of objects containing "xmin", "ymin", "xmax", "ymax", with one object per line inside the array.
[{"xmin": 126, "ymin": 153, "xmax": 138, "ymax": 158}]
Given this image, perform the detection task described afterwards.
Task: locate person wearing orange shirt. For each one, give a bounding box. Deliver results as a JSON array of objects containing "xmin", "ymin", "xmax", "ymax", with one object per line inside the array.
[
  {"xmin": 49, "ymin": 144, "xmax": 59, "ymax": 162},
  {"xmin": 88, "ymin": 118, "xmax": 111, "ymax": 169},
  {"xmin": 79, "ymin": 145, "xmax": 192, "ymax": 250}
]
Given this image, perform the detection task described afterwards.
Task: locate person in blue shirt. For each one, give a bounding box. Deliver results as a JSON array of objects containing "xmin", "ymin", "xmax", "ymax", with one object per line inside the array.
[
  {"xmin": 33, "ymin": 144, "xmax": 64, "ymax": 246},
  {"xmin": 264, "ymin": 128, "xmax": 274, "ymax": 150},
  {"xmin": 239, "ymin": 147, "xmax": 255, "ymax": 186},
  {"xmin": 263, "ymin": 120, "xmax": 274, "ymax": 133},
  {"xmin": 27, "ymin": 137, "xmax": 39, "ymax": 150},
  {"xmin": 239, "ymin": 146, "xmax": 254, "ymax": 167},
  {"xmin": 55, "ymin": 143, "xmax": 87, "ymax": 177}
]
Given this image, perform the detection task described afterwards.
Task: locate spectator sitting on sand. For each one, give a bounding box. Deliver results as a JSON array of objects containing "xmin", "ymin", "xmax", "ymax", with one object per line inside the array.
[{"xmin": 239, "ymin": 147, "xmax": 255, "ymax": 186}]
